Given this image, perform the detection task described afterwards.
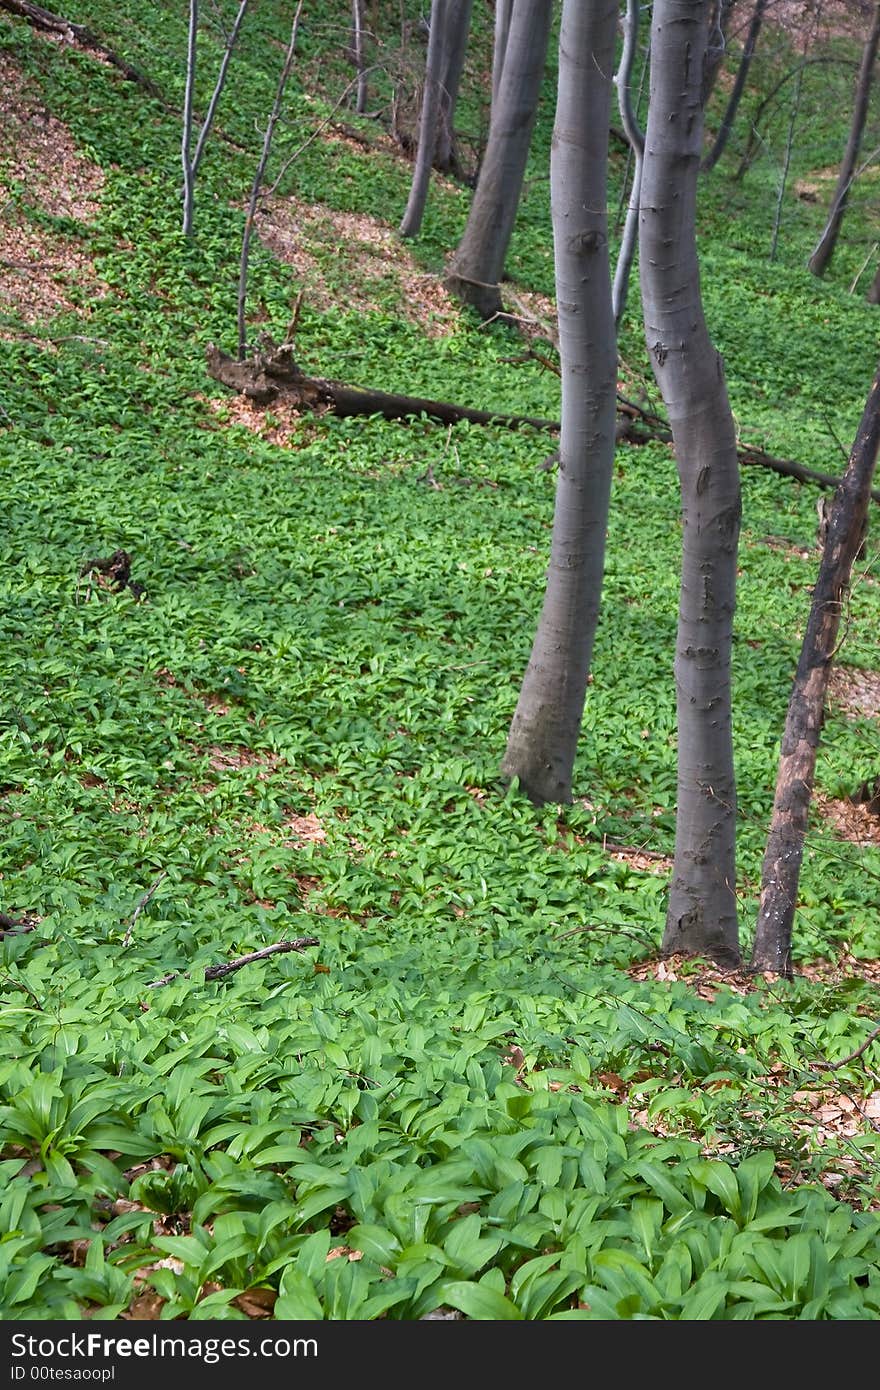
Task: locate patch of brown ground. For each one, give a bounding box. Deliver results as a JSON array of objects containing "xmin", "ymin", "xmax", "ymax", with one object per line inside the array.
[
  {"xmin": 203, "ymin": 392, "xmax": 324, "ymax": 449},
  {"xmin": 254, "ymin": 194, "xmax": 461, "ymax": 337},
  {"xmin": 814, "ymin": 790, "xmax": 880, "ymax": 846},
  {"xmin": 0, "ymin": 51, "xmax": 106, "ymax": 328},
  {"xmin": 828, "ymin": 664, "xmax": 880, "ymax": 719}
]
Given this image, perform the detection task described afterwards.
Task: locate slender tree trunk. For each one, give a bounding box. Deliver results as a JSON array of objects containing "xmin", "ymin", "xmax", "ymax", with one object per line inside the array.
[
  {"xmin": 613, "ymin": 0, "xmax": 645, "ymax": 328},
  {"xmin": 702, "ymin": 0, "xmax": 767, "ymax": 172},
  {"xmin": 191, "ymin": 0, "xmax": 250, "ymax": 178},
  {"xmin": 502, "ymin": 0, "xmax": 618, "ymax": 806},
  {"xmin": 701, "ymin": 0, "xmax": 734, "ymax": 102},
  {"xmin": 434, "ymin": 0, "xmax": 473, "ymax": 173},
  {"xmin": 809, "ymin": 1, "xmax": 880, "ymax": 277},
  {"xmin": 399, "ymin": 0, "xmax": 447, "ymax": 237},
  {"xmin": 769, "ymin": 59, "xmax": 805, "ymax": 263},
  {"xmin": 639, "ymin": 0, "xmax": 742, "ymax": 966},
  {"xmin": 237, "ymin": 1, "xmax": 304, "ymax": 360},
  {"xmin": 182, "ymin": 0, "xmax": 199, "ymax": 236},
  {"xmin": 868, "ymin": 261, "xmax": 880, "ymax": 303},
  {"xmin": 446, "ymin": 0, "xmax": 552, "ymax": 319},
  {"xmin": 352, "ymin": 0, "xmax": 369, "ymax": 114},
  {"xmin": 752, "ymin": 363, "xmax": 880, "ymax": 974},
  {"xmin": 491, "ymin": 0, "xmax": 512, "ymax": 108}
]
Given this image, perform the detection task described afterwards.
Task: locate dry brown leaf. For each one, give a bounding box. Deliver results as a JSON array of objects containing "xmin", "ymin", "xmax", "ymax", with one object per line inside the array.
[{"xmin": 232, "ymin": 1288, "xmax": 278, "ymax": 1318}]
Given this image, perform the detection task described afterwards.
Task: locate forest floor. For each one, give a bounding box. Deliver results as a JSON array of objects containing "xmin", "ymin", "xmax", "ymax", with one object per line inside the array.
[{"xmin": 1, "ymin": 0, "xmax": 880, "ymax": 1320}]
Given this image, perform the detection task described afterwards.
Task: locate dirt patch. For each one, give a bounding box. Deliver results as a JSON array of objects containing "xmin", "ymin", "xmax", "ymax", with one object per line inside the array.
[
  {"xmin": 828, "ymin": 665, "xmax": 880, "ymax": 719},
  {"xmin": 281, "ymin": 811, "xmax": 326, "ymax": 846},
  {"xmin": 254, "ymin": 194, "xmax": 461, "ymax": 337},
  {"xmin": 814, "ymin": 790, "xmax": 880, "ymax": 846},
  {"xmin": 0, "ymin": 51, "xmax": 107, "ymax": 328},
  {"xmin": 204, "ymin": 392, "xmax": 323, "ymax": 449}
]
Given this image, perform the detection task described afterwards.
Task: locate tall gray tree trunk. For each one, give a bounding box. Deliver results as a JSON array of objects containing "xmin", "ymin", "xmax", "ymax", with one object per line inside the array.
[
  {"xmin": 808, "ymin": 1, "xmax": 880, "ymax": 277},
  {"xmin": 702, "ymin": 0, "xmax": 767, "ymax": 173},
  {"xmin": 446, "ymin": 0, "xmax": 552, "ymax": 319},
  {"xmin": 613, "ymin": 0, "xmax": 645, "ymax": 328},
  {"xmin": 751, "ymin": 362, "xmax": 880, "ymax": 975},
  {"xmin": 491, "ymin": 0, "xmax": 512, "ymax": 108},
  {"xmin": 639, "ymin": 0, "xmax": 742, "ymax": 966},
  {"xmin": 399, "ymin": 0, "xmax": 448, "ymax": 238},
  {"xmin": 502, "ymin": 0, "xmax": 618, "ymax": 806},
  {"xmin": 435, "ymin": 0, "xmax": 474, "ymax": 173}
]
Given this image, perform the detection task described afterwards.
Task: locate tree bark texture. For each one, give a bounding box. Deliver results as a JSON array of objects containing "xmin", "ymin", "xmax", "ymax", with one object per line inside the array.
[
  {"xmin": 446, "ymin": 0, "xmax": 552, "ymax": 319},
  {"xmin": 613, "ymin": 0, "xmax": 645, "ymax": 327},
  {"xmin": 808, "ymin": 1, "xmax": 880, "ymax": 277},
  {"xmin": 639, "ymin": 0, "xmax": 742, "ymax": 966},
  {"xmin": 501, "ymin": 0, "xmax": 619, "ymax": 806},
  {"xmin": 702, "ymin": 0, "xmax": 766, "ymax": 172},
  {"xmin": 751, "ymin": 362, "xmax": 880, "ymax": 975},
  {"xmin": 434, "ymin": 0, "xmax": 474, "ymax": 173}
]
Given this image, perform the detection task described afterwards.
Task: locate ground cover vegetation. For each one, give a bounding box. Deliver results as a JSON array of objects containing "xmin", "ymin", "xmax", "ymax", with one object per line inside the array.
[{"xmin": 1, "ymin": 0, "xmax": 880, "ymax": 1321}]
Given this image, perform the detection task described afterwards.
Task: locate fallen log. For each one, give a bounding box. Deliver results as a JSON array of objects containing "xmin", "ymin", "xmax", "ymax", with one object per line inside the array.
[
  {"xmin": 0, "ymin": 0, "xmax": 163, "ymax": 99},
  {"xmin": 206, "ymin": 340, "xmax": 880, "ymax": 503},
  {"xmin": 205, "ymin": 344, "xmax": 559, "ymax": 431}
]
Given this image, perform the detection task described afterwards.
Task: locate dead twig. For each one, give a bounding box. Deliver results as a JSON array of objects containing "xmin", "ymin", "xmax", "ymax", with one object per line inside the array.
[
  {"xmin": 122, "ymin": 870, "xmax": 168, "ymax": 948},
  {"xmin": 146, "ymin": 936, "xmax": 319, "ymax": 989},
  {"xmin": 811, "ymin": 1021, "xmax": 880, "ymax": 1071}
]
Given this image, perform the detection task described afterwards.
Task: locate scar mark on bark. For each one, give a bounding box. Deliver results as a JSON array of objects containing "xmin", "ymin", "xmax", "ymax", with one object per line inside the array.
[
  {"xmin": 652, "ymin": 340, "xmax": 667, "ymax": 366},
  {"xmin": 697, "ymin": 465, "xmax": 710, "ymax": 495}
]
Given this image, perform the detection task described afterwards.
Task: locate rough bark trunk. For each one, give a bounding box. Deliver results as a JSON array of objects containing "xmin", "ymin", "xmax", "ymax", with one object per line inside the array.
[
  {"xmin": 446, "ymin": 0, "xmax": 552, "ymax": 319},
  {"xmin": 751, "ymin": 363, "xmax": 880, "ymax": 975},
  {"xmin": 501, "ymin": 0, "xmax": 619, "ymax": 806},
  {"xmin": 613, "ymin": 0, "xmax": 645, "ymax": 328},
  {"xmin": 639, "ymin": 0, "xmax": 742, "ymax": 967},
  {"xmin": 808, "ymin": 1, "xmax": 880, "ymax": 278},
  {"xmin": 434, "ymin": 0, "xmax": 474, "ymax": 174},
  {"xmin": 399, "ymin": 0, "xmax": 447, "ymax": 238},
  {"xmin": 702, "ymin": 0, "xmax": 767, "ymax": 172}
]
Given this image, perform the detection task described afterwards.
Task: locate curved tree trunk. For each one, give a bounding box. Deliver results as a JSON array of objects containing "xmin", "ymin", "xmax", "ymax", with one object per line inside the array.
[
  {"xmin": 702, "ymin": 0, "xmax": 767, "ymax": 173},
  {"xmin": 808, "ymin": 1, "xmax": 880, "ymax": 278},
  {"xmin": 434, "ymin": 0, "xmax": 474, "ymax": 173},
  {"xmin": 399, "ymin": 0, "xmax": 448, "ymax": 238},
  {"xmin": 445, "ymin": 0, "xmax": 552, "ymax": 319},
  {"xmin": 613, "ymin": 0, "xmax": 645, "ymax": 328},
  {"xmin": 501, "ymin": 0, "xmax": 618, "ymax": 806},
  {"xmin": 639, "ymin": 0, "xmax": 742, "ymax": 967},
  {"xmin": 751, "ymin": 363, "xmax": 880, "ymax": 975}
]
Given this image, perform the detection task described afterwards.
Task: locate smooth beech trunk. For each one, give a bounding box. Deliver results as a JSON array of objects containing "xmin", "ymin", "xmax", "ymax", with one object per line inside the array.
[
  {"xmin": 702, "ymin": 0, "xmax": 767, "ymax": 173},
  {"xmin": 491, "ymin": 0, "xmax": 512, "ymax": 107},
  {"xmin": 399, "ymin": 0, "xmax": 447, "ymax": 238},
  {"xmin": 502, "ymin": 0, "xmax": 618, "ymax": 806},
  {"xmin": 809, "ymin": 1, "xmax": 880, "ymax": 277},
  {"xmin": 639, "ymin": 0, "xmax": 742, "ymax": 966},
  {"xmin": 612, "ymin": 0, "xmax": 645, "ymax": 327},
  {"xmin": 751, "ymin": 363, "xmax": 880, "ymax": 975},
  {"xmin": 182, "ymin": 0, "xmax": 198, "ymax": 236},
  {"xmin": 434, "ymin": 0, "xmax": 474, "ymax": 173},
  {"xmin": 446, "ymin": 0, "xmax": 552, "ymax": 319}
]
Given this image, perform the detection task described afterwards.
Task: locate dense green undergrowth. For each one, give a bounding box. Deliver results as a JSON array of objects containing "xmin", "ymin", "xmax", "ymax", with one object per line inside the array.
[{"xmin": 1, "ymin": 1, "xmax": 880, "ymax": 1320}]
